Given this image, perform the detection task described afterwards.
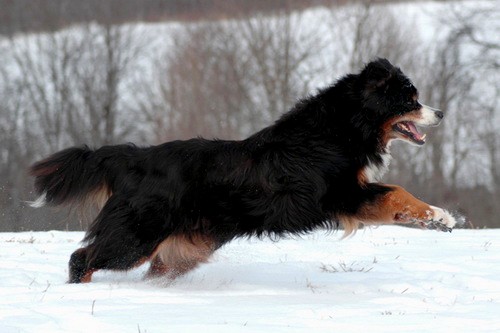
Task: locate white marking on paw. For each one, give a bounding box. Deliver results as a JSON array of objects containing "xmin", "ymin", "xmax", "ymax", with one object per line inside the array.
[
  {"xmin": 28, "ymin": 192, "xmax": 47, "ymax": 208},
  {"xmin": 430, "ymin": 206, "xmax": 457, "ymax": 229}
]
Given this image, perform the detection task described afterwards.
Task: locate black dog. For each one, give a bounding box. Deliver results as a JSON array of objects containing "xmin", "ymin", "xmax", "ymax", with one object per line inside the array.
[{"xmin": 30, "ymin": 58, "xmax": 457, "ymax": 283}]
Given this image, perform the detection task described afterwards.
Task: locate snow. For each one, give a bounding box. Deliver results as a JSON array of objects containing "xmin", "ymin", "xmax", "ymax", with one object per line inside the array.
[
  {"xmin": 1, "ymin": 227, "xmax": 499, "ymax": 332},
  {"xmin": 1, "ymin": 1, "xmax": 499, "ymax": 331}
]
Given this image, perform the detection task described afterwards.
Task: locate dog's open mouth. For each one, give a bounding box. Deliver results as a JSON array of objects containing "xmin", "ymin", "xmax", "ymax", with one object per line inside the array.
[{"xmin": 392, "ymin": 121, "xmax": 427, "ymax": 145}]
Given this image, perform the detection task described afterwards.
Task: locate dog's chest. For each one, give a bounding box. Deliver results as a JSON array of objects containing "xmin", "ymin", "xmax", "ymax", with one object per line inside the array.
[{"xmin": 360, "ymin": 153, "xmax": 391, "ymax": 183}]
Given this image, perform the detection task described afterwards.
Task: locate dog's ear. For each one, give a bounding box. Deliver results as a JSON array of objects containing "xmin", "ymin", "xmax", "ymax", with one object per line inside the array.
[{"xmin": 363, "ymin": 58, "xmax": 394, "ymax": 90}]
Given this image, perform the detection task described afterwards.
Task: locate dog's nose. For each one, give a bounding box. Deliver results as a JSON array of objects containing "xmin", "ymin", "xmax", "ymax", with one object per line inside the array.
[{"xmin": 435, "ymin": 111, "xmax": 444, "ymax": 119}]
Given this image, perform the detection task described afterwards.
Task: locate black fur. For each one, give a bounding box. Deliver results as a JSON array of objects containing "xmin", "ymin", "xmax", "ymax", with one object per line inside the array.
[{"xmin": 31, "ymin": 58, "xmax": 423, "ymax": 282}]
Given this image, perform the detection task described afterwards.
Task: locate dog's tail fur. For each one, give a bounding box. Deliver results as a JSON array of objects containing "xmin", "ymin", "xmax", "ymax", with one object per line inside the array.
[{"xmin": 29, "ymin": 145, "xmax": 134, "ymax": 209}]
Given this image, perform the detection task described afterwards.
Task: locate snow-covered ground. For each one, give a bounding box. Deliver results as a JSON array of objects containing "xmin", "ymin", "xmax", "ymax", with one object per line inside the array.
[{"xmin": 1, "ymin": 227, "xmax": 499, "ymax": 332}]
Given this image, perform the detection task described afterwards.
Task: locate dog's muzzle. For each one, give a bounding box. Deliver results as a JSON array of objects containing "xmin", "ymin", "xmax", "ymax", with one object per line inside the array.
[{"xmin": 419, "ymin": 104, "xmax": 443, "ymax": 127}]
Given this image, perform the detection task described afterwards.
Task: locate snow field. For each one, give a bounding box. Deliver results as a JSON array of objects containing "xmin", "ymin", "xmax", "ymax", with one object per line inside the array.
[{"xmin": 1, "ymin": 227, "xmax": 499, "ymax": 332}]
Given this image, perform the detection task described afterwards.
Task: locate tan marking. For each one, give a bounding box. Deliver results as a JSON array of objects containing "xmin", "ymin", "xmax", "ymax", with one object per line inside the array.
[
  {"xmin": 381, "ymin": 116, "xmax": 398, "ymax": 147},
  {"xmin": 89, "ymin": 184, "xmax": 112, "ymax": 210},
  {"xmin": 337, "ymin": 215, "xmax": 361, "ymax": 238},
  {"xmin": 75, "ymin": 184, "xmax": 112, "ymax": 227},
  {"xmin": 80, "ymin": 269, "xmax": 96, "ymax": 283},
  {"xmin": 146, "ymin": 234, "xmax": 216, "ymax": 279},
  {"xmin": 359, "ymin": 185, "xmax": 432, "ymax": 223},
  {"xmin": 147, "ymin": 255, "xmax": 170, "ymax": 277},
  {"xmin": 357, "ymin": 169, "xmax": 369, "ymax": 186},
  {"xmin": 339, "ymin": 185, "xmax": 435, "ymax": 237}
]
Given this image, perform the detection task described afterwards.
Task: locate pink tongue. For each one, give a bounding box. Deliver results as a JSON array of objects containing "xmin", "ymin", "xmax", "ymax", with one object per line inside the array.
[{"xmin": 407, "ymin": 122, "xmax": 423, "ymax": 140}]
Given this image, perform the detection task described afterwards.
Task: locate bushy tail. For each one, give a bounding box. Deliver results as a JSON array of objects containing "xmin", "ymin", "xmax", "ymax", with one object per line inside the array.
[{"xmin": 29, "ymin": 146, "xmax": 111, "ymax": 208}]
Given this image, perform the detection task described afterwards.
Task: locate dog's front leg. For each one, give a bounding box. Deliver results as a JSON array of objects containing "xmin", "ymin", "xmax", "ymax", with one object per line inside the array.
[{"xmin": 350, "ymin": 184, "xmax": 458, "ymax": 232}]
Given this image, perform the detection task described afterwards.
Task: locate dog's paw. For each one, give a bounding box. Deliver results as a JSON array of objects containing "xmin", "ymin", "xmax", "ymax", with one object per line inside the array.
[{"xmin": 423, "ymin": 206, "xmax": 458, "ymax": 232}]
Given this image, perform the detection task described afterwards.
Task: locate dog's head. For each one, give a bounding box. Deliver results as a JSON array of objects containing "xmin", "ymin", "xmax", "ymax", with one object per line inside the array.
[{"xmin": 359, "ymin": 58, "xmax": 443, "ymax": 146}]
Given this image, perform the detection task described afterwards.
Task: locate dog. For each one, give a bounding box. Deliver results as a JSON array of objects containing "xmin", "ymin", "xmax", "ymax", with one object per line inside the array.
[{"xmin": 29, "ymin": 58, "xmax": 458, "ymax": 283}]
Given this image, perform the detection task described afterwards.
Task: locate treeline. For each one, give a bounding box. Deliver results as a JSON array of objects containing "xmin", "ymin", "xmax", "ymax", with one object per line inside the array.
[
  {"xmin": 0, "ymin": 1, "xmax": 498, "ymax": 231},
  {"xmin": 0, "ymin": 0, "xmax": 351, "ymax": 35}
]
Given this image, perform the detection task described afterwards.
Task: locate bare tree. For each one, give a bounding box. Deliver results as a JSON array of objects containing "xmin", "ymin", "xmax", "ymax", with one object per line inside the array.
[
  {"xmin": 445, "ymin": 2, "xmax": 500, "ymax": 227},
  {"xmin": 420, "ymin": 33, "xmax": 472, "ymax": 202},
  {"xmin": 0, "ymin": 59, "xmax": 31, "ymax": 231},
  {"xmin": 9, "ymin": 23, "xmax": 146, "ymax": 152},
  {"xmin": 235, "ymin": 10, "xmax": 326, "ymax": 127},
  {"xmin": 415, "ymin": 2, "xmax": 499, "ymax": 206},
  {"xmin": 328, "ymin": 3, "xmax": 422, "ymax": 72},
  {"xmin": 137, "ymin": 24, "xmax": 253, "ymax": 142},
  {"xmin": 454, "ymin": 3, "xmax": 500, "ymax": 194},
  {"xmin": 138, "ymin": 10, "xmax": 325, "ymax": 143},
  {"xmin": 69, "ymin": 23, "xmax": 145, "ymax": 146},
  {"xmin": 3, "ymin": 21, "xmax": 147, "ymax": 230}
]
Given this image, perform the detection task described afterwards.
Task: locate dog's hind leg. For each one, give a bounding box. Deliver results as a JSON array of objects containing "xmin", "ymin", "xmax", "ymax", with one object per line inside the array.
[
  {"xmin": 68, "ymin": 195, "xmax": 170, "ymax": 283},
  {"xmin": 68, "ymin": 247, "xmax": 94, "ymax": 283},
  {"xmin": 145, "ymin": 234, "xmax": 217, "ymax": 280},
  {"xmin": 68, "ymin": 242, "xmax": 154, "ymax": 283}
]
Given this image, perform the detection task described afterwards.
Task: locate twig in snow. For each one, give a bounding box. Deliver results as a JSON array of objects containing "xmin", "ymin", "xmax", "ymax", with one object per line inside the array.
[
  {"xmin": 42, "ymin": 281, "xmax": 51, "ymax": 293},
  {"xmin": 39, "ymin": 281, "xmax": 51, "ymax": 301},
  {"xmin": 306, "ymin": 278, "xmax": 320, "ymax": 293},
  {"xmin": 320, "ymin": 261, "xmax": 374, "ymax": 273}
]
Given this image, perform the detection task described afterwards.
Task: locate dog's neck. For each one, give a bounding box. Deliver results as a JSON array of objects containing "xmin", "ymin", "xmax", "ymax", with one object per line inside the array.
[
  {"xmin": 359, "ymin": 140, "xmax": 393, "ymax": 183},
  {"xmin": 361, "ymin": 150, "xmax": 392, "ymax": 183}
]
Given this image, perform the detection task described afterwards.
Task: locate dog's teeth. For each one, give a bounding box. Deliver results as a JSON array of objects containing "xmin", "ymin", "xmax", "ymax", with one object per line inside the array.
[{"xmin": 421, "ymin": 134, "xmax": 427, "ymax": 140}]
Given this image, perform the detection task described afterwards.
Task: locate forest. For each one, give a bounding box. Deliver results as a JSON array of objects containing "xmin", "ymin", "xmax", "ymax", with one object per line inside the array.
[{"xmin": 0, "ymin": 0, "xmax": 498, "ymax": 231}]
